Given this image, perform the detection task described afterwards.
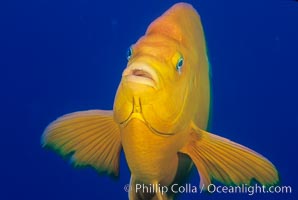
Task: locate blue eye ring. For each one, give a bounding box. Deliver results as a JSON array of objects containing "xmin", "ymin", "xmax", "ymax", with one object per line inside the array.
[
  {"xmin": 176, "ymin": 56, "xmax": 184, "ymax": 72},
  {"xmin": 127, "ymin": 46, "xmax": 133, "ymax": 61}
]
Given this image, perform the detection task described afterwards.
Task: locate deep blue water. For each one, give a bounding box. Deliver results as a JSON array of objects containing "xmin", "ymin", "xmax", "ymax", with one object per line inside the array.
[{"xmin": 1, "ymin": 0, "xmax": 297, "ymax": 199}]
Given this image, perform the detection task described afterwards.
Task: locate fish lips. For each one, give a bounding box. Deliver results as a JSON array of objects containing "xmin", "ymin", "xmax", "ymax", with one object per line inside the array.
[{"xmin": 122, "ymin": 63, "xmax": 158, "ymax": 89}]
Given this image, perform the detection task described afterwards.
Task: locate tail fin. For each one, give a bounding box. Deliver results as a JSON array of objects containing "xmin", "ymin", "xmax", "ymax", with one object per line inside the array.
[{"xmin": 180, "ymin": 125, "xmax": 279, "ymax": 188}]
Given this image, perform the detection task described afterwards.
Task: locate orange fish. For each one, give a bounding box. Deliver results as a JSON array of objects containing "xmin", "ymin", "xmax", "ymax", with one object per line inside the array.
[{"xmin": 42, "ymin": 3, "xmax": 279, "ymax": 200}]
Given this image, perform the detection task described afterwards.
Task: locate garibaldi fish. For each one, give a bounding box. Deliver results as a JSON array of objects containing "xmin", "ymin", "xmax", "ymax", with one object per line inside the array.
[{"xmin": 42, "ymin": 2, "xmax": 279, "ymax": 200}]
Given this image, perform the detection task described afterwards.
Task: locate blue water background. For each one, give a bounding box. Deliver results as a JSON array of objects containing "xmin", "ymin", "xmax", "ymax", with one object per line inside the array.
[{"xmin": 1, "ymin": 0, "xmax": 297, "ymax": 199}]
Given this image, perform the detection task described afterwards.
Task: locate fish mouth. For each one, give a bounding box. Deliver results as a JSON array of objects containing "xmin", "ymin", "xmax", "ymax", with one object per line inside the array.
[{"xmin": 122, "ymin": 63, "xmax": 158, "ymax": 88}]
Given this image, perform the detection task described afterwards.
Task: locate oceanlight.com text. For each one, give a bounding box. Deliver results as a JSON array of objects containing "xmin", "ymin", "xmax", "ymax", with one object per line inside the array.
[
  {"xmin": 124, "ymin": 183, "xmax": 292, "ymax": 196},
  {"xmin": 205, "ymin": 183, "xmax": 292, "ymax": 195}
]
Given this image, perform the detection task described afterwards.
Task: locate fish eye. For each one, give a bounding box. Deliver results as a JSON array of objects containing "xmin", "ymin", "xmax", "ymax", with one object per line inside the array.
[
  {"xmin": 176, "ymin": 56, "xmax": 184, "ymax": 72},
  {"xmin": 127, "ymin": 46, "xmax": 133, "ymax": 61}
]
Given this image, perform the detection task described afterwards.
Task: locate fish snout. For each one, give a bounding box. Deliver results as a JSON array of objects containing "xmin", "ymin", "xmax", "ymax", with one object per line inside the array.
[{"xmin": 122, "ymin": 63, "xmax": 158, "ymax": 89}]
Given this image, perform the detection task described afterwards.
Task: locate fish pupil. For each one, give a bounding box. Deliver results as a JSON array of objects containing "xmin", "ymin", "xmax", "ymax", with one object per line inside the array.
[
  {"xmin": 127, "ymin": 47, "xmax": 133, "ymax": 61},
  {"xmin": 176, "ymin": 57, "xmax": 184, "ymax": 71}
]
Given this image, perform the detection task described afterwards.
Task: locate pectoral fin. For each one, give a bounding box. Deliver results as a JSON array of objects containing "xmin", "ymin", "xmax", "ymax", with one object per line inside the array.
[
  {"xmin": 180, "ymin": 124, "xmax": 279, "ymax": 188},
  {"xmin": 42, "ymin": 110, "xmax": 121, "ymax": 176}
]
